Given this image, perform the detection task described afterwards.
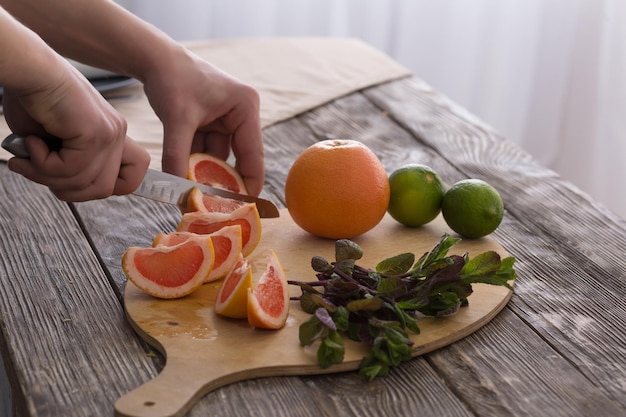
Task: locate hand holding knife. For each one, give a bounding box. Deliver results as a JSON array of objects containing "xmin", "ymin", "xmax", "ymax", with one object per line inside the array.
[{"xmin": 2, "ymin": 134, "xmax": 280, "ymax": 218}]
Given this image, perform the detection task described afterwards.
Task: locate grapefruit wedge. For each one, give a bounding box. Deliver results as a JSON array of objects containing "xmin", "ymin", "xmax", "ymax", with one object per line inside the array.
[
  {"xmin": 177, "ymin": 203, "xmax": 261, "ymax": 257},
  {"xmin": 247, "ymin": 250, "xmax": 290, "ymax": 330},
  {"xmin": 214, "ymin": 255, "xmax": 253, "ymax": 319},
  {"xmin": 184, "ymin": 186, "xmax": 247, "ymax": 214},
  {"xmin": 122, "ymin": 235, "xmax": 215, "ymax": 299},
  {"xmin": 204, "ymin": 225, "xmax": 244, "ymax": 281},
  {"xmin": 152, "ymin": 226, "xmax": 243, "ymax": 283},
  {"xmin": 152, "ymin": 231, "xmax": 194, "ymax": 247},
  {"xmin": 188, "ymin": 153, "xmax": 248, "ymax": 195}
]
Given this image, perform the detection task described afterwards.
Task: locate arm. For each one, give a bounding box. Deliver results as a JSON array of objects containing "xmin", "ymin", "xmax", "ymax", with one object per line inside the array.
[
  {"xmin": 0, "ymin": 0, "xmax": 170, "ymax": 80},
  {"xmin": 1, "ymin": 0, "xmax": 265, "ymax": 196},
  {"xmin": 0, "ymin": 6, "xmax": 149, "ymax": 201}
]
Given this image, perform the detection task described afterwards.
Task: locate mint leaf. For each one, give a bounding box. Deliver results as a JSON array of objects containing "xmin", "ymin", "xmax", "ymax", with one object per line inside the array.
[
  {"xmin": 315, "ymin": 307, "xmax": 337, "ymax": 330},
  {"xmin": 299, "ymin": 292, "xmax": 319, "ymax": 314},
  {"xmin": 290, "ymin": 233, "xmax": 517, "ymax": 380},
  {"xmin": 376, "ymin": 252, "xmax": 415, "ymax": 275},
  {"xmin": 461, "ymin": 252, "xmax": 517, "ymax": 290},
  {"xmin": 359, "ymin": 356, "xmax": 389, "ymax": 380},
  {"xmin": 413, "ymin": 234, "xmax": 460, "ymax": 273},
  {"xmin": 346, "ymin": 296, "xmax": 384, "ymax": 312},
  {"xmin": 377, "ymin": 277, "xmax": 407, "ymax": 298},
  {"xmin": 385, "ymin": 302, "xmax": 420, "ymax": 334},
  {"xmin": 299, "ymin": 315, "xmax": 326, "ymax": 346},
  {"xmin": 335, "ymin": 239, "xmax": 363, "ymax": 262},
  {"xmin": 461, "ymin": 251, "xmax": 501, "ymax": 279},
  {"xmin": 332, "ymin": 306, "xmax": 350, "ymax": 332},
  {"xmin": 311, "ymin": 255, "xmax": 333, "ymax": 273},
  {"xmin": 317, "ymin": 330, "xmax": 344, "ymax": 368}
]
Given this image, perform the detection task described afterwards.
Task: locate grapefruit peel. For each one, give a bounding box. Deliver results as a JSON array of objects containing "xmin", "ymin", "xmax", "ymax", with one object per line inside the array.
[
  {"xmin": 214, "ymin": 255, "xmax": 253, "ymax": 319},
  {"xmin": 152, "ymin": 226, "xmax": 244, "ymax": 283},
  {"xmin": 183, "ymin": 186, "xmax": 247, "ymax": 214},
  {"xmin": 177, "ymin": 203, "xmax": 261, "ymax": 257},
  {"xmin": 122, "ymin": 235, "xmax": 215, "ymax": 299},
  {"xmin": 188, "ymin": 153, "xmax": 248, "ymax": 195},
  {"xmin": 247, "ymin": 250, "xmax": 290, "ymax": 330}
]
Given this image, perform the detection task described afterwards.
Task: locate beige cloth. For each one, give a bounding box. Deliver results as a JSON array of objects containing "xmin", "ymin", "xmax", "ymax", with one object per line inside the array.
[{"xmin": 0, "ymin": 37, "xmax": 411, "ymax": 168}]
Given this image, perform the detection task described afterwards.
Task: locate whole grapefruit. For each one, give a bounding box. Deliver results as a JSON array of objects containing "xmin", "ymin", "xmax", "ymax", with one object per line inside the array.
[{"xmin": 284, "ymin": 139, "xmax": 390, "ymax": 239}]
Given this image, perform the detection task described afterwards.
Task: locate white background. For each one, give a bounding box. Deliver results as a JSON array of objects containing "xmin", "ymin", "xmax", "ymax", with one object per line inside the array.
[{"xmin": 120, "ymin": 0, "xmax": 626, "ymax": 221}]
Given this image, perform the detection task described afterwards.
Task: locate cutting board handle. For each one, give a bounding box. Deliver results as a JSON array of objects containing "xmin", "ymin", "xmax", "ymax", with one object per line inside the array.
[
  {"xmin": 117, "ymin": 211, "xmax": 514, "ymax": 416},
  {"xmin": 114, "ymin": 356, "xmax": 222, "ymax": 417}
]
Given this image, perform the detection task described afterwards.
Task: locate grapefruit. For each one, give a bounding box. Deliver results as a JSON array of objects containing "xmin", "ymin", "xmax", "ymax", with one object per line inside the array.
[
  {"xmin": 188, "ymin": 153, "xmax": 248, "ymax": 195},
  {"xmin": 152, "ymin": 231, "xmax": 195, "ymax": 247},
  {"xmin": 177, "ymin": 203, "xmax": 261, "ymax": 257},
  {"xmin": 152, "ymin": 226, "xmax": 243, "ymax": 282},
  {"xmin": 204, "ymin": 225, "xmax": 243, "ymax": 282},
  {"xmin": 184, "ymin": 186, "xmax": 247, "ymax": 214},
  {"xmin": 284, "ymin": 139, "xmax": 390, "ymax": 239},
  {"xmin": 214, "ymin": 255, "xmax": 253, "ymax": 319},
  {"xmin": 247, "ymin": 250, "xmax": 290, "ymax": 330},
  {"xmin": 122, "ymin": 235, "xmax": 215, "ymax": 299}
]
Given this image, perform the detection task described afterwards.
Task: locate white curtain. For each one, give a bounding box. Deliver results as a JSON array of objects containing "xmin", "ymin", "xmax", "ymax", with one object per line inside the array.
[{"xmin": 118, "ymin": 0, "xmax": 626, "ymax": 220}]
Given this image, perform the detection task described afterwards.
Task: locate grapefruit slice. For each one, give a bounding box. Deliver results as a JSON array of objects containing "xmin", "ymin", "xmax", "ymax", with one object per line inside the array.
[
  {"xmin": 214, "ymin": 255, "xmax": 253, "ymax": 319},
  {"xmin": 188, "ymin": 153, "xmax": 248, "ymax": 195},
  {"xmin": 177, "ymin": 203, "xmax": 261, "ymax": 257},
  {"xmin": 152, "ymin": 226, "xmax": 243, "ymax": 282},
  {"xmin": 203, "ymin": 226, "xmax": 243, "ymax": 282},
  {"xmin": 247, "ymin": 250, "xmax": 290, "ymax": 330},
  {"xmin": 184, "ymin": 186, "xmax": 247, "ymax": 214},
  {"xmin": 122, "ymin": 235, "xmax": 215, "ymax": 299},
  {"xmin": 152, "ymin": 231, "xmax": 195, "ymax": 247}
]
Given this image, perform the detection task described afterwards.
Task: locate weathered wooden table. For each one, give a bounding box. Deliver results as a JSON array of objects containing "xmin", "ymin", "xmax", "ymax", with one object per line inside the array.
[{"xmin": 1, "ymin": 63, "xmax": 625, "ymax": 416}]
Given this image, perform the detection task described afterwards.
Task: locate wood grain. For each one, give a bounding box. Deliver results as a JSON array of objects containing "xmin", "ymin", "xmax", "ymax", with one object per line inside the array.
[
  {"xmin": 0, "ymin": 165, "xmax": 156, "ymax": 417},
  {"xmin": 3, "ymin": 74, "xmax": 624, "ymax": 417},
  {"xmin": 75, "ymin": 191, "xmax": 481, "ymax": 417},
  {"xmin": 361, "ymin": 78, "xmax": 626, "ymax": 412},
  {"xmin": 261, "ymin": 79, "xmax": 626, "ymax": 416},
  {"xmin": 115, "ymin": 210, "xmax": 512, "ymax": 417}
]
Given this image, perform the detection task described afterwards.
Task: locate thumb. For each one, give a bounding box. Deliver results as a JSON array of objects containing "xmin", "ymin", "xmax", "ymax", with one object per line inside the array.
[{"xmin": 113, "ymin": 137, "xmax": 151, "ymax": 196}]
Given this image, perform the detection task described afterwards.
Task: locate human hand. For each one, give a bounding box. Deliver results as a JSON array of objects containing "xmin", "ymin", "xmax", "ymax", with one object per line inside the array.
[
  {"xmin": 3, "ymin": 64, "xmax": 150, "ymax": 202},
  {"xmin": 141, "ymin": 48, "xmax": 265, "ymax": 196},
  {"xmin": 0, "ymin": 3, "xmax": 262, "ymax": 196}
]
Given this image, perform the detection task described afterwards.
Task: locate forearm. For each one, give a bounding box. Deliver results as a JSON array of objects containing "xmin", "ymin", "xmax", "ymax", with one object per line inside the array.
[
  {"xmin": 0, "ymin": 0, "xmax": 183, "ymax": 83},
  {"xmin": 0, "ymin": 6, "xmax": 68, "ymax": 92}
]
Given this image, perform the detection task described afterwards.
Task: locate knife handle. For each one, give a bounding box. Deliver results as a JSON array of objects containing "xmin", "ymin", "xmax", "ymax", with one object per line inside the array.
[{"xmin": 2, "ymin": 133, "xmax": 62, "ymax": 158}]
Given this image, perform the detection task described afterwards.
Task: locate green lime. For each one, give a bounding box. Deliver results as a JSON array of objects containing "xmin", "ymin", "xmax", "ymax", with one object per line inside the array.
[
  {"xmin": 441, "ymin": 179, "xmax": 504, "ymax": 239},
  {"xmin": 387, "ymin": 164, "xmax": 446, "ymax": 227}
]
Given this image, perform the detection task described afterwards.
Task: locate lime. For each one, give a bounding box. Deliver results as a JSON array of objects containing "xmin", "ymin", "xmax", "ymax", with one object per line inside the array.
[
  {"xmin": 441, "ymin": 179, "xmax": 504, "ymax": 239},
  {"xmin": 387, "ymin": 164, "xmax": 446, "ymax": 227}
]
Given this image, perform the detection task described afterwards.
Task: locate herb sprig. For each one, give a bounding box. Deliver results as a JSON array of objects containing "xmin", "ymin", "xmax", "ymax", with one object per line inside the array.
[{"xmin": 288, "ymin": 233, "xmax": 517, "ymax": 380}]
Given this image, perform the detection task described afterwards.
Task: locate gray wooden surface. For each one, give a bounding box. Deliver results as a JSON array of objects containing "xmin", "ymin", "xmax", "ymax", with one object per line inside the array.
[{"xmin": 1, "ymin": 76, "xmax": 625, "ymax": 417}]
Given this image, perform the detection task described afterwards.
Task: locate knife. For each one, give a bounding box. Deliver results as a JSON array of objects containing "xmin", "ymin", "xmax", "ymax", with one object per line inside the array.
[{"xmin": 1, "ymin": 134, "xmax": 280, "ymax": 218}]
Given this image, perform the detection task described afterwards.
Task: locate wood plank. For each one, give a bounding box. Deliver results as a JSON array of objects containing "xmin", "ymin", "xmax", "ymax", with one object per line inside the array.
[
  {"xmin": 0, "ymin": 164, "xmax": 157, "ymax": 417},
  {"xmin": 363, "ymin": 77, "xmax": 626, "ymax": 268},
  {"xmin": 76, "ymin": 195, "xmax": 478, "ymax": 417},
  {"xmin": 73, "ymin": 196, "xmax": 327, "ymax": 417},
  {"xmin": 357, "ymin": 78, "xmax": 626, "ymax": 412},
  {"xmin": 279, "ymin": 84, "xmax": 626, "ymax": 415},
  {"xmin": 297, "ymin": 360, "xmax": 476, "ymax": 417},
  {"xmin": 45, "ymin": 75, "xmax": 626, "ymax": 417},
  {"xmin": 73, "ymin": 96, "xmax": 477, "ymax": 416},
  {"xmin": 428, "ymin": 308, "xmax": 624, "ymax": 417},
  {"xmin": 115, "ymin": 209, "xmax": 512, "ymax": 417}
]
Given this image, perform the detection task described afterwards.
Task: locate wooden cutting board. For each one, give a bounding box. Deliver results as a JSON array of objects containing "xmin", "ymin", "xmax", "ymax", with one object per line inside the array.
[{"xmin": 115, "ymin": 209, "xmax": 513, "ymax": 417}]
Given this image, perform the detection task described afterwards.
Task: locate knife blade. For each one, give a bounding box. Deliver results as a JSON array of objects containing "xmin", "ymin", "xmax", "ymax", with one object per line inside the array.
[
  {"xmin": 134, "ymin": 168, "xmax": 279, "ymax": 218},
  {"xmin": 2, "ymin": 133, "xmax": 280, "ymax": 218}
]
